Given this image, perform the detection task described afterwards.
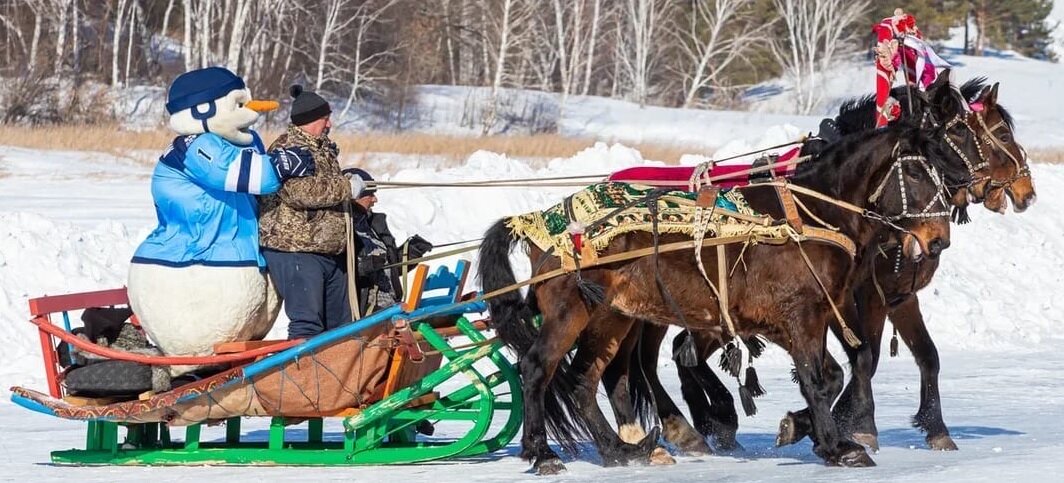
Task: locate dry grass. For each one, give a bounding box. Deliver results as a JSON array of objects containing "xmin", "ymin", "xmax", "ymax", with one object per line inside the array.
[
  {"xmin": 0, "ymin": 125, "xmax": 701, "ymax": 167},
  {"xmin": 1026, "ymin": 148, "xmax": 1064, "ymax": 164},
  {"xmin": 0, "ymin": 125, "xmax": 175, "ymax": 154}
]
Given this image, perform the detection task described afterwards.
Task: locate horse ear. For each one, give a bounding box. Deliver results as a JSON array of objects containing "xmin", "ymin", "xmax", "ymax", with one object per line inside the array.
[
  {"xmin": 931, "ymin": 69, "xmax": 952, "ymax": 90},
  {"xmin": 984, "ymin": 82, "xmax": 1000, "ymax": 106},
  {"xmin": 927, "ymin": 71, "xmax": 953, "ymax": 108}
]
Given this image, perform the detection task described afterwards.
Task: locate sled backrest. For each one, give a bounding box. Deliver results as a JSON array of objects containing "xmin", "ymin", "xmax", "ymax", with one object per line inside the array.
[
  {"xmin": 28, "ymin": 288, "xmax": 132, "ymax": 399},
  {"xmin": 28, "ymin": 288, "xmax": 130, "ymax": 317},
  {"xmin": 402, "ymin": 260, "xmax": 470, "ymax": 312}
]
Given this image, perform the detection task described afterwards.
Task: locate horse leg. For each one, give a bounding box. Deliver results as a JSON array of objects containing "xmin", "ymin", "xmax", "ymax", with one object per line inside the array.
[
  {"xmin": 679, "ymin": 331, "xmax": 742, "ymax": 451},
  {"xmin": 892, "ymin": 296, "xmax": 957, "ymax": 451},
  {"xmin": 779, "ymin": 288, "xmax": 880, "ymax": 450},
  {"xmin": 568, "ymin": 312, "xmax": 660, "ymax": 467},
  {"xmin": 776, "ymin": 349, "xmax": 844, "ymax": 449},
  {"xmin": 602, "ymin": 322, "xmax": 676, "ymax": 465},
  {"xmin": 787, "ymin": 310, "xmax": 874, "ymax": 467},
  {"xmin": 638, "ymin": 325, "xmax": 713, "ymax": 456},
  {"xmin": 518, "ymin": 288, "xmax": 591, "ymax": 475},
  {"xmin": 831, "ymin": 285, "xmax": 887, "ymax": 451}
]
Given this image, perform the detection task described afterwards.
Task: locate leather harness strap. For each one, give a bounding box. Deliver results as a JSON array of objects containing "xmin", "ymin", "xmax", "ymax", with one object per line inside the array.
[{"xmin": 774, "ymin": 183, "xmax": 805, "ymax": 234}]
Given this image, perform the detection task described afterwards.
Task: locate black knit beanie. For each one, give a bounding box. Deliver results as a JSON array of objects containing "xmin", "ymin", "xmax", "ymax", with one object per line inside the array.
[{"xmin": 289, "ymin": 84, "xmax": 331, "ymax": 125}]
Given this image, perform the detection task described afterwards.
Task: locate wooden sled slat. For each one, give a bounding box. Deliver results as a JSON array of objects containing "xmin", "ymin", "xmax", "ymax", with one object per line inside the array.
[{"xmin": 213, "ymin": 340, "xmax": 300, "ymax": 354}]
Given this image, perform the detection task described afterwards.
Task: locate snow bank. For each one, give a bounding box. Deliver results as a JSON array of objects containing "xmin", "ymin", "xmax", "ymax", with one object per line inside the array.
[
  {"xmin": 0, "ymin": 213, "xmax": 141, "ymax": 389},
  {"xmin": 1, "ymin": 141, "xmax": 1062, "ymax": 394}
]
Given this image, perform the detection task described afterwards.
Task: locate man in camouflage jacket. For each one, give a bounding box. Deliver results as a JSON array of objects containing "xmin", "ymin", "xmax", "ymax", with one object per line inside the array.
[{"xmin": 259, "ymin": 85, "xmax": 357, "ymax": 339}]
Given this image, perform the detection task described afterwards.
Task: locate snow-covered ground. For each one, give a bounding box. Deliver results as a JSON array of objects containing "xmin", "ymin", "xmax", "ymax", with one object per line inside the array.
[
  {"xmin": 1, "ymin": 349, "xmax": 1061, "ymax": 482},
  {"xmin": 1, "ymin": 135, "xmax": 1062, "ymax": 480}
]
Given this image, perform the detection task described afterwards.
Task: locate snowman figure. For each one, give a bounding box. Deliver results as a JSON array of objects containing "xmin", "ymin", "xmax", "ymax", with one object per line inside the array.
[{"xmin": 128, "ymin": 67, "xmax": 315, "ymax": 373}]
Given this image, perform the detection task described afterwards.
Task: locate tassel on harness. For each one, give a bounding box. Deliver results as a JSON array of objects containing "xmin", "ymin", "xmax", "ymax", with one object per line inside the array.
[
  {"xmin": 890, "ymin": 327, "xmax": 900, "ymax": 357},
  {"xmin": 951, "ymin": 205, "xmax": 971, "ymax": 224},
  {"xmin": 565, "ymin": 210, "xmax": 606, "ymax": 306},
  {"xmin": 692, "ymin": 182, "xmax": 765, "ymax": 410}
]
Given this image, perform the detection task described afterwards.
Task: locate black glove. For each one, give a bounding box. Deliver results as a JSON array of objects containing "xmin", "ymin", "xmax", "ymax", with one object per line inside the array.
[
  {"xmin": 270, "ymin": 146, "xmax": 316, "ymax": 181},
  {"xmin": 748, "ymin": 154, "xmax": 777, "ymax": 184},
  {"xmin": 358, "ymin": 254, "xmax": 388, "ymax": 276},
  {"xmin": 404, "ymin": 235, "xmax": 434, "ymax": 260}
]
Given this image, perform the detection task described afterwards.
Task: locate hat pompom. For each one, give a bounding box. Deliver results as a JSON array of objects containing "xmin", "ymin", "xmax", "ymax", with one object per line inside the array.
[{"xmin": 289, "ymin": 84, "xmax": 304, "ymax": 99}]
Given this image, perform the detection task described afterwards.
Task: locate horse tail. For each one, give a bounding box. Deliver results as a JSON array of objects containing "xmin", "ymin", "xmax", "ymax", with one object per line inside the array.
[
  {"xmin": 478, "ymin": 218, "xmax": 539, "ymax": 355},
  {"xmin": 629, "ymin": 325, "xmax": 658, "ymax": 428},
  {"xmin": 478, "ymin": 218, "xmax": 593, "ymax": 455}
]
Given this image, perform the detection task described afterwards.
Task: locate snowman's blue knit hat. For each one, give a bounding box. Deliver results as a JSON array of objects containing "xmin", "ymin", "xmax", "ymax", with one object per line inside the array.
[{"xmin": 165, "ymin": 67, "xmax": 246, "ymax": 115}]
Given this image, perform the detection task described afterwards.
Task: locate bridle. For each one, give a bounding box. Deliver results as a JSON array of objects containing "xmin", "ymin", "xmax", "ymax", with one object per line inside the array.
[
  {"xmin": 938, "ymin": 89, "xmax": 1030, "ymax": 195},
  {"xmin": 973, "ymin": 112, "xmax": 1031, "ymax": 190},
  {"xmin": 867, "ymin": 147, "xmax": 951, "ymax": 224}
]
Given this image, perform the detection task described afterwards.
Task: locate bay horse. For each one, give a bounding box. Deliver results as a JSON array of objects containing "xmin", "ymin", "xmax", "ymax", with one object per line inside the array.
[
  {"xmin": 775, "ymin": 76, "xmax": 1035, "ymax": 451},
  {"xmin": 630, "ymin": 76, "xmax": 1035, "ymax": 456},
  {"xmin": 478, "ymin": 115, "xmax": 970, "ymax": 473}
]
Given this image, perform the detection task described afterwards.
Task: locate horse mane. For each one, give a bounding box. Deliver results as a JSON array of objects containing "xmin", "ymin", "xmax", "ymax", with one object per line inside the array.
[
  {"xmin": 960, "ymin": 77, "xmax": 1014, "ymax": 128},
  {"xmin": 830, "ymin": 84, "xmax": 935, "ymax": 137},
  {"xmin": 828, "ymin": 77, "xmax": 1013, "ymax": 139},
  {"xmin": 833, "ymin": 94, "xmax": 879, "ymax": 135},
  {"xmin": 793, "ymin": 118, "xmax": 969, "ymax": 197}
]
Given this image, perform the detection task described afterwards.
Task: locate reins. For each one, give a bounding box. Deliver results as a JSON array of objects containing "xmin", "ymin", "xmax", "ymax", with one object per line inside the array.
[{"xmin": 373, "ymin": 140, "xmax": 809, "ymax": 190}]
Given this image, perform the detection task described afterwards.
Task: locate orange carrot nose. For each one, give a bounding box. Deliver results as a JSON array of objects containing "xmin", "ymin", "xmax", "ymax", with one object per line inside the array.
[{"xmin": 245, "ymin": 100, "xmax": 279, "ymax": 113}]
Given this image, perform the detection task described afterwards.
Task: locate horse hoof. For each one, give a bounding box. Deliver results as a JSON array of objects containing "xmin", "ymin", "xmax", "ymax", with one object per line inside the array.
[
  {"xmin": 776, "ymin": 413, "xmax": 800, "ymax": 447},
  {"xmin": 928, "ymin": 434, "xmax": 959, "ymax": 451},
  {"xmin": 637, "ymin": 427, "xmax": 662, "ymax": 453},
  {"xmin": 534, "ymin": 457, "xmax": 567, "ymax": 475},
  {"xmin": 681, "ymin": 440, "xmax": 714, "ymax": 457},
  {"xmin": 649, "ymin": 447, "xmax": 676, "ymax": 466},
  {"xmin": 852, "ymin": 432, "xmax": 880, "ymax": 453},
  {"xmin": 836, "ymin": 447, "xmax": 877, "ymax": 468},
  {"xmin": 714, "ymin": 435, "xmax": 744, "ymax": 453}
]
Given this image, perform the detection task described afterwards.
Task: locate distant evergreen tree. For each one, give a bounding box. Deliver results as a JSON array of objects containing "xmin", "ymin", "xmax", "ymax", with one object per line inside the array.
[{"xmin": 970, "ymin": 0, "xmax": 1057, "ymax": 60}]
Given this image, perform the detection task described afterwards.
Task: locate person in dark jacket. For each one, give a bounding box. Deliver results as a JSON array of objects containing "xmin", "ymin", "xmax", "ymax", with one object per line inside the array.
[{"xmin": 342, "ymin": 168, "xmax": 433, "ymax": 316}]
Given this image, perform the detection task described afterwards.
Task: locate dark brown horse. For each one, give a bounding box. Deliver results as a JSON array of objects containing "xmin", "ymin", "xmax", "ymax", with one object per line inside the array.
[
  {"xmin": 478, "ymin": 116, "xmax": 969, "ymax": 473},
  {"xmin": 775, "ymin": 78, "xmax": 1036, "ymax": 452},
  {"xmin": 630, "ymin": 77, "xmax": 1035, "ymax": 457}
]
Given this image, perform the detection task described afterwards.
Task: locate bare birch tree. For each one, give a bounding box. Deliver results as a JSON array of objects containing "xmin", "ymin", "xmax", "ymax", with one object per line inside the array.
[
  {"xmin": 615, "ymin": 0, "xmax": 670, "ymax": 107},
  {"xmin": 50, "ymin": 0, "xmax": 73, "ymax": 74},
  {"xmin": 581, "ymin": 0, "xmax": 602, "ymax": 95},
  {"xmin": 673, "ymin": 0, "xmax": 771, "ymax": 108},
  {"xmin": 338, "ymin": 0, "xmax": 402, "ymax": 117},
  {"xmin": 27, "ymin": 0, "xmax": 43, "ymax": 73},
  {"xmin": 314, "ymin": 0, "xmax": 368, "ymax": 89},
  {"xmin": 481, "ymin": 0, "xmax": 533, "ymax": 134},
  {"xmin": 182, "ymin": 0, "xmax": 193, "ymax": 70},
  {"xmin": 769, "ymin": 0, "xmax": 868, "ymax": 114},
  {"xmin": 110, "ymin": 0, "xmax": 130, "ymax": 85},
  {"xmin": 222, "ymin": 0, "xmax": 253, "ymax": 71}
]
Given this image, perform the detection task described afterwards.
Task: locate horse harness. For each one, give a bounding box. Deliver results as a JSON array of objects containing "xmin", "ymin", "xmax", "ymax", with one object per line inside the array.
[
  {"xmin": 867, "ymin": 150, "xmax": 952, "ymax": 223},
  {"xmin": 940, "ymin": 104, "xmax": 1030, "ymax": 192}
]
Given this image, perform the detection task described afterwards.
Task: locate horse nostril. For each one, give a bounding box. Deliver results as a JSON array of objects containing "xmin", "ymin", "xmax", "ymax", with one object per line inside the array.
[{"xmin": 928, "ymin": 238, "xmax": 949, "ymax": 257}]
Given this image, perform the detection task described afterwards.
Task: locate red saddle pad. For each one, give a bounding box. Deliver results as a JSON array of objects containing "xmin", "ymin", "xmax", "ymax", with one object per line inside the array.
[{"xmin": 607, "ymin": 147, "xmax": 800, "ymax": 189}]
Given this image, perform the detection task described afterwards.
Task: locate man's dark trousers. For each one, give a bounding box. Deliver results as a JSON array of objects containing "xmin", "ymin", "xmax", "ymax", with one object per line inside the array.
[{"xmin": 263, "ymin": 248, "xmax": 352, "ymax": 339}]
